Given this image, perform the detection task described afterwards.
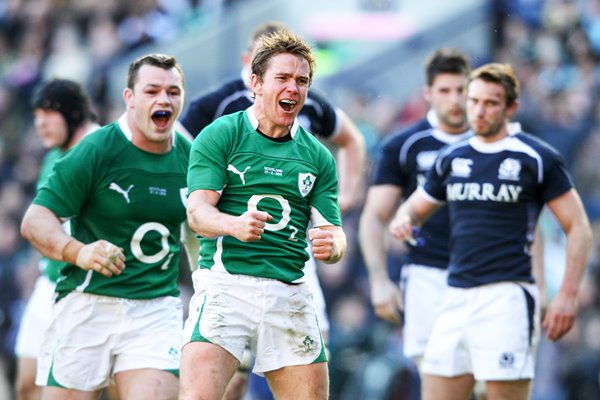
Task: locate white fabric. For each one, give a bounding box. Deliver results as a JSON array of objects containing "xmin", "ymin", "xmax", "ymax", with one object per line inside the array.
[
  {"xmin": 184, "ymin": 268, "xmax": 325, "ymax": 375},
  {"xmin": 37, "ymin": 293, "xmax": 182, "ymax": 390},
  {"xmin": 422, "ymin": 282, "xmax": 540, "ymax": 380},
  {"xmin": 401, "ymin": 265, "xmax": 448, "ymax": 358},
  {"xmin": 15, "ymin": 275, "xmax": 56, "ymax": 358}
]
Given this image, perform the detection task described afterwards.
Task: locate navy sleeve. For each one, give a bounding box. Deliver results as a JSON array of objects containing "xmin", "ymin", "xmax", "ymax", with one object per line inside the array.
[
  {"xmin": 179, "ymin": 94, "xmax": 219, "ymax": 138},
  {"xmin": 300, "ymin": 88, "xmax": 339, "ymax": 139}
]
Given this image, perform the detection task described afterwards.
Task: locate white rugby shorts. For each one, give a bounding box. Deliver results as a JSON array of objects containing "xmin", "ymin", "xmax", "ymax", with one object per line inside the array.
[
  {"xmin": 183, "ymin": 268, "xmax": 326, "ymax": 375},
  {"xmin": 401, "ymin": 264, "xmax": 448, "ymax": 358},
  {"xmin": 37, "ymin": 292, "xmax": 182, "ymax": 391},
  {"xmin": 15, "ymin": 275, "xmax": 56, "ymax": 358},
  {"xmin": 422, "ymin": 281, "xmax": 539, "ymax": 380}
]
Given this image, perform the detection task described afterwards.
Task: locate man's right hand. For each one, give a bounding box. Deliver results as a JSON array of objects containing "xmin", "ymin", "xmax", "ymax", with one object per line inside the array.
[
  {"xmin": 370, "ymin": 278, "xmax": 403, "ymax": 324},
  {"xmin": 72, "ymin": 240, "xmax": 126, "ymax": 277},
  {"xmin": 231, "ymin": 211, "xmax": 272, "ymax": 242}
]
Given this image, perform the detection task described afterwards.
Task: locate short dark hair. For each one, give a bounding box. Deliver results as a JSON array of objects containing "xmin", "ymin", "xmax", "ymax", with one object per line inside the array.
[
  {"xmin": 424, "ymin": 48, "xmax": 471, "ymax": 86},
  {"xmin": 251, "ymin": 29, "xmax": 316, "ymax": 85},
  {"xmin": 470, "ymin": 63, "xmax": 520, "ymax": 107},
  {"xmin": 127, "ymin": 53, "xmax": 184, "ymax": 89}
]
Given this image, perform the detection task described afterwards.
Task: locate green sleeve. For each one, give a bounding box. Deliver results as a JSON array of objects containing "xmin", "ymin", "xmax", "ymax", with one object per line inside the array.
[
  {"xmin": 187, "ymin": 119, "xmax": 231, "ymax": 194},
  {"xmin": 33, "ymin": 141, "xmax": 100, "ymax": 218}
]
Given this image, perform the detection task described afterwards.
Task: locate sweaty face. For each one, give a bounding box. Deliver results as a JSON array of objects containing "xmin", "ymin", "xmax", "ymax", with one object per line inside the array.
[
  {"xmin": 251, "ymin": 53, "xmax": 310, "ymax": 134},
  {"xmin": 124, "ymin": 64, "xmax": 184, "ymax": 149},
  {"xmin": 426, "ymin": 73, "xmax": 468, "ymax": 133},
  {"xmin": 34, "ymin": 108, "xmax": 68, "ymax": 149},
  {"xmin": 467, "ymin": 79, "xmax": 513, "ymax": 141}
]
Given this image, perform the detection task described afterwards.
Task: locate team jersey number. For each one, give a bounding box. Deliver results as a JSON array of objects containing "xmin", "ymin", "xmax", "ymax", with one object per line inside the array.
[
  {"xmin": 247, "ymin": 194, "xmax": 298, "ymax": 241},
  {"xmin": 131, "ymin": 222, "xmax": 174, "ymax": 270}
]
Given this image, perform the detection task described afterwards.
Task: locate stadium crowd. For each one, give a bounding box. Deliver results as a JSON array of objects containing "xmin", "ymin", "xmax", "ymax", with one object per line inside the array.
[{"xmin": 1, "ymin": 0, "xmax": 600, "ymax": 399}]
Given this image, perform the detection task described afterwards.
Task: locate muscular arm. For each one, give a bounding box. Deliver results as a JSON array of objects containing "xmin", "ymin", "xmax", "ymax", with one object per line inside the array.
[
  {"xmin": 359, "ymin": 184, "xmax": 403, "ymax": 323},
  {"xmin": 20, "ymin": 204, "xmax": 124, "ymax": 277},
  {"xmin": 543, "ymin": 189, "xmax": 592, "ymax": 341},
  {"xmin": 21, "ymin": 205, "xmax": 75, "ymax": 262},
  {"xmin": 328, "ymin": 109, "xmax": 366, "ymax": 213},
  {"xmin": 187, "ymin": 189, "xmax": 272, "ymax": 242},
  {"xmin": 531, "ymin": 224, "xmax": 547, "ymax": 313}
]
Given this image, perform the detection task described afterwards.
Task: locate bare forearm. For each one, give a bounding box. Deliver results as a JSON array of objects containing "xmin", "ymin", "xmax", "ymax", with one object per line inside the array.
[
  {"xmin": 187, "ymin": 205, "xmax": 235, "ymax": 238},
  {"xmin": 560, "ymin": 223, "xmax": 593, "ymax": 296},
  {"xmin": 21, "ymin": 205, "xmax": 79, "ymax": 262},
  {"xmin": 359, "ymin": 212, "xmax": 391, "ymax": 281}
]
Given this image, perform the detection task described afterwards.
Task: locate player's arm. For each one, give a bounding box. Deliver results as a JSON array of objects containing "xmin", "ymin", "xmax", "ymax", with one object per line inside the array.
[
  {"xmin": 20, "ymin": 204, "xmax": 125, "ymax": 277},
  {"xmin": 328, "ymin": 108, "xmax": 366, "ymax": 213},
  {"xmin": 187, "ymin": 189, "xmax": 273, "ymax": 242},
  {"xmin": 531, "ymin": 224, "xmax": 548, "ymax": 315},
  {"xmin": 359, "ymin": 184, "xmax": 404, "ymax": 323},
  {"xmin": 181, "ymin": 222, "xmax": 200, "ymax": 272},
  {"xmin": 308, "ymin": 225, "xmax": 346, "ymax": 264},
  {"xmin": 389, "ymin": 188, "xmax": 442, "ymax": 243},
  {"xmin": 543, "ymin": 188, "xmax": 592, "ymax": 341}
]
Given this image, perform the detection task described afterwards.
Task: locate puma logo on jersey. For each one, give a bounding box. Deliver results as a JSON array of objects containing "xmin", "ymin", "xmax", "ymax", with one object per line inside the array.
[
  {"xmin": 227, "ymin": 164, "xmax": 251, "ymax": 185},
  {"xmin": 109, "ymin": 182, "xmax": 134, "ymax": 203}
]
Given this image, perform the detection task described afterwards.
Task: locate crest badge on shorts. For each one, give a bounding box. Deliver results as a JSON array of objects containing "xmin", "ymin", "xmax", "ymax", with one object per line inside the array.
[{"xmin": 298, "ymin": 173, "xmax": 316, "ymax": 197}]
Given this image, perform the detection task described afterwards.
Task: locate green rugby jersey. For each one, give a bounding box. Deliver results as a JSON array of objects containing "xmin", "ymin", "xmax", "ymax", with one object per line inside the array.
[
  {"xmin": 188, "ymin": 106, "xmax": 342, "ymax": 283},
  {"xmin": 36, "ymin": 148, "xmax": 64, "ymax": 282},
  {"xmin": 34, "ymin": 115, "xmax": 191, "ymax": 301}
]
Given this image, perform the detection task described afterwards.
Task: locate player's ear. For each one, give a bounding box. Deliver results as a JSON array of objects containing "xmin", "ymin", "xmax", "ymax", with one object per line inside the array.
[
  {"xmin": 250, "ymin": 74, "xmax": 262, "ymax": 96},
  {"xmin": 123, "ymin": 88, "xmax": 133, "ymax": 107},
  {"xmin": 423, "ymin": 85, "xmax": 432, "ymax": 104},
  {"xmin": 506, "ymin": 99, "xmax": 519, "ymax": 119}
]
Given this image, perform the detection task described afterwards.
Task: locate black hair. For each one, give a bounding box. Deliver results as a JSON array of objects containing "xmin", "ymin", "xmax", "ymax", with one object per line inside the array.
[{"xmin": 32, "ymin": 79, "xmax": 95, "ymax": 147}]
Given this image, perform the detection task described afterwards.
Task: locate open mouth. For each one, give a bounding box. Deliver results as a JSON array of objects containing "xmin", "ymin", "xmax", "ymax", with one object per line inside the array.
[
  {"xmin": 279, "ymin": 99, "xmax": 296, "ymax": 113},
  {"xmin": 151, "ymin": 110, "xmax": 172, "ymax": 129}
]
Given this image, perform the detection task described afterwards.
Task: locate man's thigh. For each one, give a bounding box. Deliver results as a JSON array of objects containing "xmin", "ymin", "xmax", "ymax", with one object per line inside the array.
[
  {"xmin": 265, "ymin": 362, "xmax": 328, "ymax": 400},
  {"xmin": 115, "ymin": 368, "xmax": 179, "ymax": 400},
  {"xmin": 179, "ymin": 341, "xmax": 240, "ymax": 400},
  {"xmin": 486, "ymin": 379, "xmax": 532, "ymax": 400},
  {"xmin": 422, "ymin": 373, "xmax": 475, "ymax": 400}
]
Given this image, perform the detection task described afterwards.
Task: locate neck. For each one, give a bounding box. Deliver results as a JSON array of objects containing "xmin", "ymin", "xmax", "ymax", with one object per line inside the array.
[
  {"xmin": 476, "ymin": 126, "xmax": 509, "ymax": 143},
  {"xmin": 253, "ymin": 103, "xmax": 293, "ymax": 138},
  {"xmin": 256, "ymin": 121, "xmax": 291, "ymax": 138}
]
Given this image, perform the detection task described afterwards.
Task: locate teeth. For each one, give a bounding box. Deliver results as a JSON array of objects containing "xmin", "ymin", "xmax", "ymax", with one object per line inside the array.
[{"xmin": 280, "ymin": 99, "xmax": 296, "ymax": 104}]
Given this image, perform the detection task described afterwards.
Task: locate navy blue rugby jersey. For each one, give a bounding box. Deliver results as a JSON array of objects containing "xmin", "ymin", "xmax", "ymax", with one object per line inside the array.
[
  {"xmin": 373, "ymin": 125, "xmax": 471, "ymax": 268},
  {"xmin": 180, "ymin": 77, "xmax": 340, "ymax": 139},
  {"xmin": 423, "ymin": 132, "xmax": 573, "ymax": 288}
]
